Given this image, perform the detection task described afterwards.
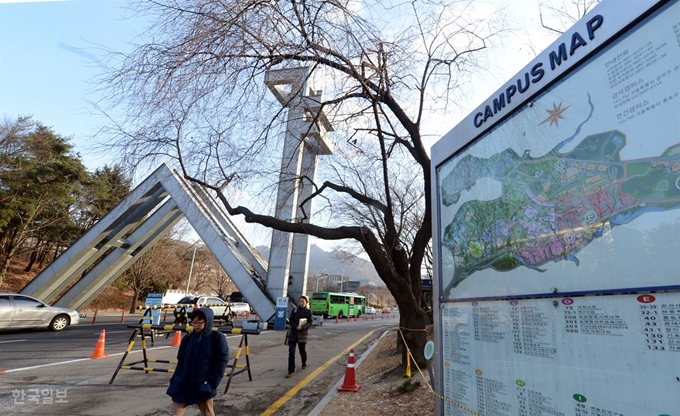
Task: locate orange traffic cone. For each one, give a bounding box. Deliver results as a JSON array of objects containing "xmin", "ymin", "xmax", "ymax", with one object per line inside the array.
[
  {"xmin": 171, "ymin": 324, "xmax": 183, "ymax": 347},
  {"xmin": 171, "ymin": 331, "xmax": 182, "ymax": 347},
  {"xmin": 335, "ymin": 315, "xmax": 339, "ymax": 324},
  {"xmin": 337, "ymin": 349, "xmax": 361, "ymax": 392},
  {"xmin": 90, "ymin": 329, "xmax": 107, "ymax": 359}
]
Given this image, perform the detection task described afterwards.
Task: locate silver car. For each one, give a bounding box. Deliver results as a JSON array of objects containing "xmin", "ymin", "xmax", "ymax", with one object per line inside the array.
[
  {"xmin": 173, "ymin": 295, "xmax": 232, "ymax": 323},
  {"xmin": 0, "ymin": 293, "xmax": 80, "ymax": 331}
]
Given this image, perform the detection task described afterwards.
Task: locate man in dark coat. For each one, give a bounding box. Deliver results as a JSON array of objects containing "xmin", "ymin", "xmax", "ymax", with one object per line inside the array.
[
  {"xmin": 286, "ymin": 295, "xmax": 313, "ymax": 378},
  {"xmin": 167, "ymin": 307, "xmax": 229, "ymax": 416}
]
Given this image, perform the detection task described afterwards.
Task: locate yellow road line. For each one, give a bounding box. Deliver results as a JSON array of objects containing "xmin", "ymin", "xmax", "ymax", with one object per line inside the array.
[{"xmin": 261, "ymin": 328, "xmax": 379, "ymax": 416}]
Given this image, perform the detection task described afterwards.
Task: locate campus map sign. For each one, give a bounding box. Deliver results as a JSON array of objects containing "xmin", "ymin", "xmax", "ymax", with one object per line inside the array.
[{"xmin": 431, "ymin": 1, "xmax": 680, "ymax": 415}]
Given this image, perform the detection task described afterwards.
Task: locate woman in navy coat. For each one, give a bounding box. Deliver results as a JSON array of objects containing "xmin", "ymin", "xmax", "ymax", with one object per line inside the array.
[{"xmin": 286, "ymin": 296, "xmax": 313, "ymax": 378}]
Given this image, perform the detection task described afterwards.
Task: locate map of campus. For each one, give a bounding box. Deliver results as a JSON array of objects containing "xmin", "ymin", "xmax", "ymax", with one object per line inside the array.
[{"xmin": 440, "ymin": 129, "xmax": 680, "ymax": 297}]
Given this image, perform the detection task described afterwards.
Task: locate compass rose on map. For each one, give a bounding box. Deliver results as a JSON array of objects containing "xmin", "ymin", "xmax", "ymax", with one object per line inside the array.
[{"xmin": 540, "ymin": 102, "xmax": 570, "ymax": 127}]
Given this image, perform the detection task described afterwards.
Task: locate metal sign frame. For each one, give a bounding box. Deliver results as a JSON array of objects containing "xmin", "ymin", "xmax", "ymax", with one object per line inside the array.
[{"xmin": 431, "ymin": 1, "xmax": 678, "ymax": 414}]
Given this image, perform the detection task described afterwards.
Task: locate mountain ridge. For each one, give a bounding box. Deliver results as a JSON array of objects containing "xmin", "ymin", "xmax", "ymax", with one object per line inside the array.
[{"xmin": 255, "ymin": 244, "xmax": 383, "ymax": 287}]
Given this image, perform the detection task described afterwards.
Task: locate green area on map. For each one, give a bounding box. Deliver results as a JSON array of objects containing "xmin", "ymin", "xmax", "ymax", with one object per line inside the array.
[{"xmin": 441, "ymin": 129, "xmax": 680, "ymax": 297}]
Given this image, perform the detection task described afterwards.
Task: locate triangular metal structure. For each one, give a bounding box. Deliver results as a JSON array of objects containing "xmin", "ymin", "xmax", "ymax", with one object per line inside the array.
[{"xmin": 20, "ymin": 164, "xmax": 276, "ymax": 321}]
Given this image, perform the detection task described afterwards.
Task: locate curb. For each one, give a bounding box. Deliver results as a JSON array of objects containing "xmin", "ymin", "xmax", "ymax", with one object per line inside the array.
[{"xmin": 306, "ymin": 328, "xmax": 393, "ymax": 416}]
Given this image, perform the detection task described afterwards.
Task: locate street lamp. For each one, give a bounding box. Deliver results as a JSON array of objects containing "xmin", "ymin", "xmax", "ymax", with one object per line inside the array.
[
  {"xmin": 185, "ymin": 244, "xmax": 199, "ymax": 295},
  {"xmin": 339, "ymin": 270, "xmax": 344, "ymax": 293}
]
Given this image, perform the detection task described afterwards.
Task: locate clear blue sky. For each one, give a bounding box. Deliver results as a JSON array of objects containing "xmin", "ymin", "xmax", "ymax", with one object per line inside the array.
[
  {"xmin": 0, "ymin": 0, "xmax": 557, "ymax": 173},
  {"xmin": 0, "ymin": 0, "xmax": 145, "ymax": 170},
  {"xmin": 0, "ymin": 0, "xmax": 560, "ymax": 251}
]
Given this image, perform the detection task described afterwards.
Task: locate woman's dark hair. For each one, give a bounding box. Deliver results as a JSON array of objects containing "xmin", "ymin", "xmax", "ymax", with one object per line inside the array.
[{"xmin": 190, "ymin": 310, "xmax": 206, "ymax": 321}]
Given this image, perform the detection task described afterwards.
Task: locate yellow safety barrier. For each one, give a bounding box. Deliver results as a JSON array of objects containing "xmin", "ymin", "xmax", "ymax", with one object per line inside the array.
[{"xmin": 109, "ymin": 308, "xmax": 260, "ymax": 394}]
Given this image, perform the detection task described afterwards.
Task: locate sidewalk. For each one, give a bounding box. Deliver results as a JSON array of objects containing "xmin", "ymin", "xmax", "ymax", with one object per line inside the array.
[{"xmin": 306, "ymin": 329, "xmax": 391, "ymax": 415}]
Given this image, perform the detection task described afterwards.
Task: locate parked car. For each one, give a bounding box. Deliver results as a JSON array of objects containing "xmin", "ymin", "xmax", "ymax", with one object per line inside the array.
[
  {"xmin": 173, "ymin": 295, "xmax": 231, "ymax": 323},
  {"xmin": 228, "ymin": 291, "xmax": 245, "ymax": 303},
  {"xmin": 229, "ymin": 302, "xmax": 251, "ymax": 316},
  {"xmin": 381, "ymin": 307, "xmax": 391, "ymax": 314},
  {"xmin": 365, "ymin": 306, "xmax": 376, "ymax": 315},
  {"xmin": 0, "ymin": 293, "xmax": 80, "ymax": 331}
]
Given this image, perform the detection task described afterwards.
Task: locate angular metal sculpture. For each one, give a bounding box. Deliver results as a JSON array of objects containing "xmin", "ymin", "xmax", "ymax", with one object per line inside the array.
[
  {"xmin": 20, "ymin": 164, "xmax": 276, "ymax": 321},
  {"xmin": 21, "ymin": 66, "xmax": 334, "ymax": 319}
]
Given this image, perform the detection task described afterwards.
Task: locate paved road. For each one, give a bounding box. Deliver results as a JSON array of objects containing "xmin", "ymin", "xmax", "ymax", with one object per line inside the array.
[{"xmin": 0, "ymin": 313, "xmax": 399, "ymax": 415}]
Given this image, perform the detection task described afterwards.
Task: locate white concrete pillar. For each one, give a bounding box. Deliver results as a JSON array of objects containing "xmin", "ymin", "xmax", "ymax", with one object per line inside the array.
[
  {"xmin": 288, "ymin": 145, "xmax": 319, "ymax": 301},
  {"xmin": 264, "ymin": 67, "xmax": 334, "ymax": 303}
]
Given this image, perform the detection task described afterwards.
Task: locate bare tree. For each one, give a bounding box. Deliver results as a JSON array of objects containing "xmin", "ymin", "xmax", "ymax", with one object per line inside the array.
[
  {"xmin": 540, "ymin": 0, "xmax": 602, "ymax": 34},
  {"xmin": 100, "ymin": 0, "xmax": 505, "ymax": 366},
  {"xmin": 119, "ymin": 237, "xmax": 187, "ymax": 312},
  {"xmin": 209, "ymin": 267, "xmax": 234, "ymax": 299}
]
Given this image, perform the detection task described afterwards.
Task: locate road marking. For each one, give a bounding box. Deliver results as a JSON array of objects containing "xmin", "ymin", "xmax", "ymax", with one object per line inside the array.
[
  {"xmin": 0, "ymin": 339, "xmax": 27, "ymax": 344},
  {"xmin": 0, "ymin": 346, "xmax": 172, "ymax": 374},
  {"xmin": 307, "ymin": 329, "xmax": 392, "ymax": 416},
  {"xmin": 2, "ymin": 357, "xmax": 92, "ymax": 373},
  {"xmin": 261, "ymin": 327, "xmax": 381, "ymax": 416}
]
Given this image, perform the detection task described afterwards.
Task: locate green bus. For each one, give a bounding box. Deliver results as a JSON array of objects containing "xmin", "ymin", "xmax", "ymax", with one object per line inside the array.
[{"xmin": 310, "ymin": 292, "xmax": 366, "ymax": 318}]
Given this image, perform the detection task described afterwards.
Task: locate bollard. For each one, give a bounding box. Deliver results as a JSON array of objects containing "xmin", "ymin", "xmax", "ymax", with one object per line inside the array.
[
  {"xmin": 405, "ymin": 349, "xmax": 412, "ymax": 378},
  {"xmin": 120, "ymin": 309, "xmax": 126, "ymax": 324},
  {"xmin": 91, "ymin": 310, "xmax": 98, "ymax": 325}
]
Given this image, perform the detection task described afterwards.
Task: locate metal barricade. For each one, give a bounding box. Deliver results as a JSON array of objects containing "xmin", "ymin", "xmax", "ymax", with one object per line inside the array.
[{"xmin": 109, "ymin": 307, "xmax": 260, "ymax": 394}]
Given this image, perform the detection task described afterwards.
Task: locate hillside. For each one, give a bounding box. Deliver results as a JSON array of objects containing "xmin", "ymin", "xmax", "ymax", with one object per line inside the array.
[
  {"xmin": 256, "ymin": 244, "xmax": 383, "ymax": 286},
  {"xmin": 1, "ymin": 243, "xmax": 385, "ymax": 313},
  {"xmin": 0, "ymin": 260, "xmax": 131, "ymax": 312}
]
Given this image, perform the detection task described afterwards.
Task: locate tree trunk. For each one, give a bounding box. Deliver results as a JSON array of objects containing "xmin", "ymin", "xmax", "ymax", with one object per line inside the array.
[
  {"xmin": 51, "ymin": 245, "xmax": 61, "ymax": 263},
  {"xmin": 129, "ymin": 289, "xmax": 139, "ymax": 314},
  {"xmin": 0, "ymin": 251, "xmax": 14, "ymax": 285},
  {"xmin": 24, "ymin": 250, "xmax": 37, "ymax": 272},
  {"xmin": 37, "ymin": 244, "xmax": 50, "ymax": 267},
  {"xmin": 398, "ymin": 308, "xmax": 429, "ymax": 369},
  {"xmin": 0, "ymin": 232, "xmax": 19, "ymax": 285}
]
